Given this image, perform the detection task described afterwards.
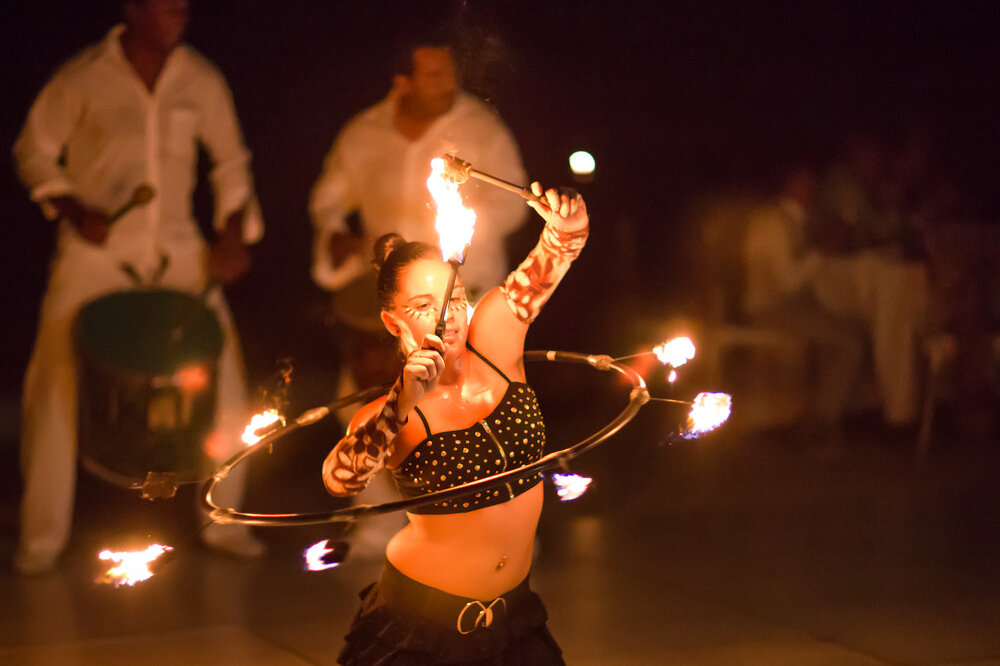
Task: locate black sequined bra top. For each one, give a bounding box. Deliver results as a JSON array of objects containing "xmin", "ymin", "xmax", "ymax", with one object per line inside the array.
[{"xmin": 391, "ymin": 343, "xmax": 545, "ymax": 515}]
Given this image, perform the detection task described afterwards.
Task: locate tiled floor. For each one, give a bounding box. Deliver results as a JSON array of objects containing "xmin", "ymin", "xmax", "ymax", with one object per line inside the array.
[{"xmin": 2, "ymin": 397, "xmax": 1000, "ymax": 664}]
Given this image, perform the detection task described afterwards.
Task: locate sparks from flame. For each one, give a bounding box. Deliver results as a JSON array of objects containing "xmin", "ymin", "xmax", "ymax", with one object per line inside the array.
[
  {"xmin": 242, "ymin": 409, "xmax": 285, "ymax": 446},
  {"xmin": 97, "ymin": 544, "xmax": 172, "ymax": 587},
  {"xmin": 683, "ymin": 392, "xmax": 732, "ymax": 438},
  {"xmin": 304, "ymin": 539, "xmax": 340, "ymax": 571},
  {"xmin": 551, "ymin": 473, "xmax": 593, "ymax": 501},
  {"xmin": 427, "ymin": 157, "xmax": 476, "ymax": 262}
]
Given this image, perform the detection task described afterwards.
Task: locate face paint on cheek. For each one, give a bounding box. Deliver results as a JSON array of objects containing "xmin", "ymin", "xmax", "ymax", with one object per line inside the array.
[{"xmin": 403, "ymin": 306, "xmax": 437, "ymax": 323}]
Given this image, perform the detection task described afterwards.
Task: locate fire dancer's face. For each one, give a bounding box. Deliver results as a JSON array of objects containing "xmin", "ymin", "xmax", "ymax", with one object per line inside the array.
[
  {"xmin": 399, "ymin": 47, "xmax": 458, "ymax": 118},
  {"xmin": 381, "ymin": 259, "xmax": 469, "ymax": 359}
]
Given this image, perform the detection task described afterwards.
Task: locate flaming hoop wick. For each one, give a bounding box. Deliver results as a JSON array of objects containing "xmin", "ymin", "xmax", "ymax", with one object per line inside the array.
[
  {"xmin": 97, "ymin": 544, "xmax": 173, "ymax": 587},
  {"xmin": 242, "ymin": 408, "xmax": 285, "ymax": 446},
  {"xmin": 427, "ymin": 157, "xmax": 476, "ymax": 338}
]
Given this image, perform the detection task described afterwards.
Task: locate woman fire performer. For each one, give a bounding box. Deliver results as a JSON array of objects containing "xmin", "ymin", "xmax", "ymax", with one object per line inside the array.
[{"xmin": 323, "ymin": 182, "xmax": 587, "ymax": 664}]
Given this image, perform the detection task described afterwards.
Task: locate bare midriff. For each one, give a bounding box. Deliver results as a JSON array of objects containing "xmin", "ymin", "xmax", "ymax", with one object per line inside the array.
[{"xmin": 386, "ymin": 483, "xmax": 543, "ymax": 600}]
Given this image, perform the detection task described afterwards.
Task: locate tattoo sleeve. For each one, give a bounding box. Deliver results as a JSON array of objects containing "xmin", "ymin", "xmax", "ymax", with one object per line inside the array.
[
  {"xmin": 501, "ymin": 221, "xmax": 589, "ymax": 323},
  {"xmin": 322, "ymin": 377, "xmax": 406, "ymax": 496}
]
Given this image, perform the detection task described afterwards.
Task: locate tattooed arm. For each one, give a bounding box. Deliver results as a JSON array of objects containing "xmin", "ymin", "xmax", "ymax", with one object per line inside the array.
[
  {"xmin": 501, "ymin": 183, "xmax": 590, "ymax": 323},
  {"xmin": 322, "ymin": 337, "xmax": 445, "ymax": 496}
]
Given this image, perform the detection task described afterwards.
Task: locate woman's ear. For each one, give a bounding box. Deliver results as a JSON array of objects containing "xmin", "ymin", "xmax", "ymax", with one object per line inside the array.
[{"xmin": 381, "ymin": 310, "xmax": 401, "ymax": 337}]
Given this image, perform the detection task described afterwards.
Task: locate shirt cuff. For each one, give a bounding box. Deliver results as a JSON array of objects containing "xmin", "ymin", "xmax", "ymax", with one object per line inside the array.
[
  {"xmin": 214, "ymin": 194, "xmax": 264, "ymax": 244},
  {"xmin": 30, "ymin": 178, "xmax": 75, "ymax": 221}
]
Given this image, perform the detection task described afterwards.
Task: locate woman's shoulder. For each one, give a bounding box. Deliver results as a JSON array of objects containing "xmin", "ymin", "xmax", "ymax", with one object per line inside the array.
[{"xmin": 468, "ymin": 287, "xmax": 528, "ymax": 377}]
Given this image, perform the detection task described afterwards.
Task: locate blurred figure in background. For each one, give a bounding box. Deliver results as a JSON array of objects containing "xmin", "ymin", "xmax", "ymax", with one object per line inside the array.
[
  {"xmin": 309, "ymin": 24, "xmax": 528, "ymax": 556},
  {"xmin": 812, "ymin": 132, "xmax": 929, "ymax": 430},
  {"xmin": 12, "ymin": 0, "xmax": 264, "ymax": 573},
  {"xmin": 743, "ymin": 166, "xmax": 865, "ymax": 442},
  {"xmin": 813, "ymin": 132, "xmax": 889, "ymax": 255}
]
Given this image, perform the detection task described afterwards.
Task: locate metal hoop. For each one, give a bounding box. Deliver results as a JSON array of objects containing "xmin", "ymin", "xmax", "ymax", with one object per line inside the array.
[{"xmin": 200, "ymin": 350, "xmax": 650, "ymax": 527}]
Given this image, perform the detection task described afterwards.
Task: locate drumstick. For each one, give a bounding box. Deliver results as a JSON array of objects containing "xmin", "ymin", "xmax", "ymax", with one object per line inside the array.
[{"xmin": 109, "ymin": 184, "xmax": 156, "ymax": 223}]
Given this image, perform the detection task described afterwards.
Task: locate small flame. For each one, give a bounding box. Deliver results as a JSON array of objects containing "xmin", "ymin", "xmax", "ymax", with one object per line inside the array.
[
  {"xmin": 667, "ymin": 369, "xmax": 678, "ymax": 383},
  {"xmin": 683, "ymin": 392, "xmax": 732, "ymax": 438},
  {"xmin": 97, "ymin": 544, "xmax": 172, "ymax": 587},
  {"xmin": 242, "ymin": 409, "xmax": 285, "ymax": 446},
  {"xmin": 653, "ymin": 337, "xmax": 696, "ymax": 368},
  {"xmin": 428, "ymin": 157, "xmax": 476, "ymax": 262},
  {"xmin": 552, "ymin": 473, "xmax": 593, "ymax": 501},
  {"xmin": 304, "ymin": 539, "xmax": 341, "ymax": 571}
]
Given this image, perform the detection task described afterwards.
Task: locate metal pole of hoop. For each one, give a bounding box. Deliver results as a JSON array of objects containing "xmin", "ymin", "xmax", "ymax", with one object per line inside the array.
[{"xmin": 200, "ymin": 351, "xmax": 649, "ymax": 527}]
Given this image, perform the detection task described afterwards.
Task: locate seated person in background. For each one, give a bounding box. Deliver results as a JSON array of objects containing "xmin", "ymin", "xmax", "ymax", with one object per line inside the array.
[{"xmin": 743, "ymin": 166, "xmax": 865, "ymax": 439}]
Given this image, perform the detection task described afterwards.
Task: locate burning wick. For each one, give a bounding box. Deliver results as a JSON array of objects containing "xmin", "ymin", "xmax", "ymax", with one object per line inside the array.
[
  {"xmin": 304, "ymin": 539, "xmax": 351, "ymax": 571},
  {"xmin": 242, "ymin": 409, "xmax": 285, "ymax": 446},
  {"xmin": 653, "ymin": 337, "xmax": 696, "ymax": 368},
  {"xmin": 97, "ymin": 544, "xmax": 173, "ymax": 587},
  {"xmin": 615, "ymin": 336, "xmax": 697, "ymax": 372},
  {"xmin": 551, "ymin": 473, "xmax": 593, "ymax": 501},
  {"xmin": 682, "ymin": 392, "xmax": 732, "ymax": 438},
  {"xmin": 427, "ymin": 157, "xmax": 476, "ymax": 337},
  {"xmin": 304, "ymin": 539, "xmax": 341, "ymax": 571}
]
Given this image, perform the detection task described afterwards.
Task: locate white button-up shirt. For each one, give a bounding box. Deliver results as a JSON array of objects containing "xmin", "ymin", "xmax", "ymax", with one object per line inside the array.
[
  {"xmin": 13, "ymin": 25, "xmax": 262, "ymax": 276},
  {"xmin": 309, "ymin": 91, "xmax": 527, "ymax": 296},
  {"xmin": 743, "ymin": 197, "xmax": 821, "ymax": 315}
]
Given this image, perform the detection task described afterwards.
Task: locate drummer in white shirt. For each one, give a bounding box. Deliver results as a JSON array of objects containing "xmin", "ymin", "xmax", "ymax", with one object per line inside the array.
[
  {"xmin": 308, "ymin": 24, "xmax": 529, "ymax": 557},
  {"xmin": 12, "ymin": 0, "xmax": 264, "ymax": 574}
]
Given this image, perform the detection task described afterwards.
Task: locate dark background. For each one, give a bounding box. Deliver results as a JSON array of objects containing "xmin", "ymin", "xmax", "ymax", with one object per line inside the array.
[{"xmin": 2, "ymin": 0, "xmax": 999, "ymax": 415}]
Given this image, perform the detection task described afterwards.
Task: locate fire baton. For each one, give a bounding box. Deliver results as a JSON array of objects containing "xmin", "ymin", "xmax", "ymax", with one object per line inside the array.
[
  {"xmin": 434, "ymin": 259, "xmax": 462, "ymax": 338},
  {"xmin": 440, "ymin": 154, "xmax": 563, "ymax": 209}
]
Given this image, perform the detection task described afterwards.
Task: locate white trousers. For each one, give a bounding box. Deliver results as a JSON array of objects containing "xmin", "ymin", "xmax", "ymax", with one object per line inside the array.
[
  {"xmin": 17, "ymin": 237, "xmax": 250, "ymax": 565},
  {"xmin": 813, "ymin": 250, "xmax": 928, "ymax": 425}
]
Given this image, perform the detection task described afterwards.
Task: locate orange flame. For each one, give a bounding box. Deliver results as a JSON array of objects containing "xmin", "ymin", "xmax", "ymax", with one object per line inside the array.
[
  {"xmin": 653, "ymin": 337, "xmax": 696, "ymax": 368},
  {"xmin": 427, "ymin": 157, "xmax": 476, "ymax": 262},
  {"xmin": 683, "ymin": 392, "xmax": 732, "ymax": 438},
  {"xmin": 242, "ymin": 409, "xmax": 285, "ymax": 446},
  {"xmin": 97, "ymin": 544, "xmax": 172, "ymax": 587}
]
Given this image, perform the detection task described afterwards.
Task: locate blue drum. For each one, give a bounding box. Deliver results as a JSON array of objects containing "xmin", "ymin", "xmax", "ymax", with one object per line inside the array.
[{"xmin": 75, "ymin": 289, "xmax": 223, "ymax": 485}]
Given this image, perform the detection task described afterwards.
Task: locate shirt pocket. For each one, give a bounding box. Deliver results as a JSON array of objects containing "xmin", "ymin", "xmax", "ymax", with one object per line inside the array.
[{"xmin": 165, "ymin": 108, "xmax": 199, "ymax": 158}]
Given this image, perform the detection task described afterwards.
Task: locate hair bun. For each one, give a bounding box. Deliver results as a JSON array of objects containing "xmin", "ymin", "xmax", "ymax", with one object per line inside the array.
[{"xmin": 371, "ymin": 233, "xmax": 407, "ymax": 272}]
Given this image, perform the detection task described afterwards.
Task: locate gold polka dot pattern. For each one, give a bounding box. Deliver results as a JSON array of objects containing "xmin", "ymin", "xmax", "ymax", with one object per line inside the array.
[{"xmin": 393, "ymin": 383, "xmax": 545, "ymax": 514}]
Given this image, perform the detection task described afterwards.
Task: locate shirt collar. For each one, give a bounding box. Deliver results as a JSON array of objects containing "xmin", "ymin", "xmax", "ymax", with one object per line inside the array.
[
  {"xmin": 101, "ymin": 23, "xmax": 187, "ymax": 81},
  {"xmin": 380, "ymin": 89, "xmax": 473, "ymax": 130}
]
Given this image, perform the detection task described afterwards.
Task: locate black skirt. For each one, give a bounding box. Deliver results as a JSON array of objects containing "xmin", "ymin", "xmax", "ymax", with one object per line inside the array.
[{"xmin": 338, "ymin": 561, "xmax": 564, "ymax": 665}]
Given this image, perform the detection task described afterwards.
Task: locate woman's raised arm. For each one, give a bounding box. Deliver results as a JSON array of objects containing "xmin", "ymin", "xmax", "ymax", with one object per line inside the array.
[
  {"xmin": 502, "ymin": 183, "xmax": 589, "ymax": 323},
  {"xmin": 471, "ymin": 184, "xmax": 589, "ymax": 368}
]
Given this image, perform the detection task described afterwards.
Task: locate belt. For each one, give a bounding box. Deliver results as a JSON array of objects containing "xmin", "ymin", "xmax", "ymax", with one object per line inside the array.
[{"xmin": 378, "ymin": 562, "xmax": 531, "ymax": 634}]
